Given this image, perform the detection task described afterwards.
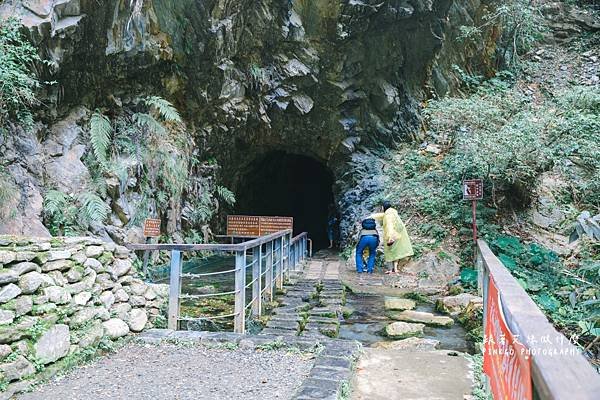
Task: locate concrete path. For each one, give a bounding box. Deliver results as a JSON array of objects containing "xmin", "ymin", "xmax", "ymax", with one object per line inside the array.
[{"xmin": 352, "ymin": 348, "xmax": 473, "ymax": 400}]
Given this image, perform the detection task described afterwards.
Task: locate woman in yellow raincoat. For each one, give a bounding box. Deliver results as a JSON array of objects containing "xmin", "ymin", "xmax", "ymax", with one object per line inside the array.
[{"xmin": 371, "ymin": 201, "xmax": 414, "ymax": 274}]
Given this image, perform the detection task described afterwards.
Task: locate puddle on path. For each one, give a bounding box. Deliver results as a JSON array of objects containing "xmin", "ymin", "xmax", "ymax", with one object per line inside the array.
[{"xmin": 339, "ymin": 293, "xmax": 474, "ymax": 353}]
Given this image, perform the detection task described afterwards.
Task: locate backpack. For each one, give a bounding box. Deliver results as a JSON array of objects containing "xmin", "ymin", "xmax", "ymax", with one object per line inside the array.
[{"xmin": 361, "ymin": 218, "xmax": 376, "ymax": 230}]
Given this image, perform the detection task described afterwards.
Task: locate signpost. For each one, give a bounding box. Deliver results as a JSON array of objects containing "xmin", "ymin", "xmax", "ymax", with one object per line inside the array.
[
  {"xmin": 463, "ymin": 179, "xmax": 483, "ymax": 260},
  {"xmin": 142, "ymin": 218, "xmax": 161, "ymax": 278},
  {"xmin": 227, "ymin": 215, "xmax": 294, "ymax": 237}
]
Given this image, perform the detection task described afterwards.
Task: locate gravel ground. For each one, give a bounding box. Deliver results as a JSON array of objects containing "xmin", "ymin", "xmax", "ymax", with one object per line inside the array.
[{"xmin": 18, "ymin": 343, "xmax": 314, "ymax": 400}]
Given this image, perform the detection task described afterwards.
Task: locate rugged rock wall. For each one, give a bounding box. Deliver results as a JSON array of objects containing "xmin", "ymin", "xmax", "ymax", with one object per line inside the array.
[
  {"xmin": 0, "ymin": 0, "xmax": 501, "ymax": 241},
  {"xmin": 0, "ymin": 235, "xmax": 167, "ymax": 397}
]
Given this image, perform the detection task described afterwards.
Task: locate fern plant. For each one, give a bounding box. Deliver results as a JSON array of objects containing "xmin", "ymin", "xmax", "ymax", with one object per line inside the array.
[
  {"xmin": 216, "ymin": 186, "xmax": 236, "ymax": 206},
  {"xmin": 78, "ymin": 192, "xmax": 110, "ymax": 225},
  {"xmin": 89, "ymin": 111, "xmax": 112, "ymax": 168},
  {"xmin": 144, "ymin": 96, "xmax": 182, "ymax": 122}
]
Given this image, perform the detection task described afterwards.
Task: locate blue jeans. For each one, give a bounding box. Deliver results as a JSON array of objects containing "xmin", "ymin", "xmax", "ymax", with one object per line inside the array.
[{"xmin": 356, "ymin": 235, "xmax": 378, "ymax": 273}]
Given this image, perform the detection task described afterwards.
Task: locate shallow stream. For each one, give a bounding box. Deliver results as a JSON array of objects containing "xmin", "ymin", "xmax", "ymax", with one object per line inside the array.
[{"xmin": 339, "ymin": 293, "xmax": 474, "ymax": 353}]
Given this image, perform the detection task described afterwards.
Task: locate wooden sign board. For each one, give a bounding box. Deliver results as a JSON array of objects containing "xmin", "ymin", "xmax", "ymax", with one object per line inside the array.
[
  {"xmin": 143, "ymin": 218, "xmax": 161, "ymax": 238},
  {"xmin": 463, "ymin": 179, "xmax": 484, "ymax": 200},
  {"xmin": 227, "ymin": 215, "xmax": 260, "ymax": 237},
  {"xmin": 259, "ymin": 216, "xmax": 294, "ymax": 235},
  {"xmin": 227, "ymin": 215, "xmax": 293, "ymax": 237}
]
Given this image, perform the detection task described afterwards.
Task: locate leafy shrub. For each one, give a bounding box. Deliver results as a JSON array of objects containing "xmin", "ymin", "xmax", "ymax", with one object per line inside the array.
[
  {"xmin": 0, "ymin": 18, "xmax": 40, "ymax": 132},
  {"xmin": 43, "ymin": 190, "xmax": 110, "ymax": 236},
  {"xmin": 458, "ymin": 0, "xmax": 546, "ymax": 68}
]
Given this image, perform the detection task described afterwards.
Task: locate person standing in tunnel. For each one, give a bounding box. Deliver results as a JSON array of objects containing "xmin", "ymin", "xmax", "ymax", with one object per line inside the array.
[
  {"xmin": 326, "ymin": 204, "xmax": 338, "ymax": 249},
  {"xmin": 356, "ymin": 218, "xmax": 380, "ymax": 274},
  {"xmin": 371, "ymin": 201, "xmax": 414, "ymax": 274}
]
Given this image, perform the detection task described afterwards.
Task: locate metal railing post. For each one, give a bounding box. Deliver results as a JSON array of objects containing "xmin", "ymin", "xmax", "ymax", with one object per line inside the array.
[
  {"xmin": 252, "ymin": 244, "xmax": 262, "ymax": 317},
  {"xmin": 234, "ymin": 249, "xmax": 247, "ymax": 334},
  {"xmin": 167, "ymin": 250, "xmax": 183, "ymax": 330},
  {"xmin": 276, "ymin": 239, "xmax": 283, "ymax": 290},
  {"xmin": 265, "ymin": 240, "xmax": 274, "ymax": 301}
]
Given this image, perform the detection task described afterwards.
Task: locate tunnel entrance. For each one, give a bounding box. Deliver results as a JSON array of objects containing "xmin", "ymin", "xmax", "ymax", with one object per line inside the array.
[{"xmin": 235, "ymin": 151, "xmax": 335, "ymax": 250}]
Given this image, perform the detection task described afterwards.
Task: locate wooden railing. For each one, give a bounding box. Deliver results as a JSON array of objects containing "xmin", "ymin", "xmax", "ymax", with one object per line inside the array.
[
  {"xmin": 477, "ymin": 240, "xmax": 600, "ymax": 399},
  {"xmin": 128, "ymin": 230, "xmax": 309, "ymax": 333}
]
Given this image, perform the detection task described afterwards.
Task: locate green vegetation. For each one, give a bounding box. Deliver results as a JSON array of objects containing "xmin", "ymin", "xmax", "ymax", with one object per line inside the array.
[
  {"xmin": 491, "ymin": 236, "xmax": 599, "ymax": 351},
  {"xmin": 0, "ymin": 17, "xmax": 40, "ymax": 132},
  {"xmin": 43, "ymin": 190, "xmax": 110, "ymax": 236},
  {"xmin": 458, "ymin": 0, "xmax": 546, "ymax": 68}
]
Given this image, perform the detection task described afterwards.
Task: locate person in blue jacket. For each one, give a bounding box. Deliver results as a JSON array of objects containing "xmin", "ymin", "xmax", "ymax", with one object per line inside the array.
[{"xmin": 356, "ymin": 218, "xmax": 380, "ymax": 274}]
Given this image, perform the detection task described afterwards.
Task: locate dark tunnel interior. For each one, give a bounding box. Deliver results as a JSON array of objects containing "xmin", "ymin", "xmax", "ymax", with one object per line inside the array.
[{"xmin": 235, "ymin": 151, "xmax": 335, "ymax": 250}]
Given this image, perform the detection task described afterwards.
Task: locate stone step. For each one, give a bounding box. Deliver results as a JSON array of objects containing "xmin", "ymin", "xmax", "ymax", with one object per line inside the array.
[
  {"xmin": 385, "ymin": 321, "xmax": 425, "ymax": 339},
  {"xmin": 265, "ymin": 319, "xmax": 299, "ymax": 331},
  {"xmin": 308, "ymin": 316, "xmax": 339, "ymax": 325},
  {"xmin": 259, "ymin": 328, "xmax": 297, "ymax": 336},
  {"xmin": 384, "ymin": 297, "xmax": 416, "ymax": 311},
  {"xmin": 387, "ymin": 310, "xmax": 454, "ymax": 327}
]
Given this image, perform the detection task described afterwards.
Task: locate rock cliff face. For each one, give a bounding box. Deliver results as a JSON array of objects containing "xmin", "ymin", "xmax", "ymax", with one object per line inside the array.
[{"xmin": 0, "ymin": 0, "xmax": 499, "ymax": 240}]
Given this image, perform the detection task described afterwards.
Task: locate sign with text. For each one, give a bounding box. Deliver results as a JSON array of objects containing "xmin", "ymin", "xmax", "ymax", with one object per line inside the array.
[
  {"xmin": 463, "ymin": 179, "xmax": 484, "ymax": 200},
  {"xmin": 483, "ymin": 277, "xmax": 533, "ymax": 400},
  {"xmin": 259, "ymin": 216, "xmax": 294, "ymax": 235},
  {"xmin": 227, "ymin": 215, "xmax": 293, "ymax": 237},
  {"xmin": 143, "ymin": 219, "xmax": 161, "ymax": 238}
]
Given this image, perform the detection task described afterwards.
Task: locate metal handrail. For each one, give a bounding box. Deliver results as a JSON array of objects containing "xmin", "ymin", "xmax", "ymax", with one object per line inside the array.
[
  {"xmin": 127, "ymin": 229, "xmax": 293, "ymax": 252},
  {"xmin": 478, "ymin": 240, "xmax": 600, "ymax": 399},
  {"xmin": 140, "ymin": 229, "xmax": 309, "ymax": 334}
]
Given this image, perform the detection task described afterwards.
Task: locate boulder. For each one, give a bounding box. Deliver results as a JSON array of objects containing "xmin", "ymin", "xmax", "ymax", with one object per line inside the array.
[
  {"xmin": 126, "ymin": 309, "xmax": 148, "ymax": 332},
  {"xmin": 14, "ymin": 252, "xmax": 37, "ymax": 262},
  {"xmin": 144, "ymin": 287, "xmax": 157, "ymax": 300},
  {"xmin": 14, "ymin": 296, "xmax": 33, "ymax": 317},
  {"xmin": 99, "ymin": 291, "xmax": 115, "ymax": 309},
  {"xmin": 0, "ymin": 317, "xmax": 37, "ymax": 344},
  {"xmin": 83, "ymin": 257, "xmax": 104, "ymax": 273},
  {"xmin": 71, "ymin": 251, "xmax": 87, "ymax": 264},
  {"xmin": 0, "ymin": 284, "xmax": 22, "ymax": 303},
  {"xmin": 114, "ymin": 288, "xmax": 129, "ymax": 302},
  {"xmin": 43, "ymin": 286, "xmax": 72, "ymax": 304},
  {"xmin": 70, "ymin": 308, "xmax": 98, "ymax": 327},
  {"xmin": 73, "ymin": 291, "xmax": 92, "ymax": 306},
  {"xmin": 0, "ymin": 310, "xmax": 15, "ymax": 325},
  {"xmin": 102, "ymin": 318, "xmax": 129, "ymax": 339},
  {"xmin": 129, "ymin": 282, "xmax": 146, "ymax": 296},
  {"xmin": 0, "ymin": 270, "xmax": 19, "ymax": 285},
  {"xmin": 96, "ymin": 273, "xmax": 115, "ymax": 290},
  {"xmin": 111, "ymin": 303, "xmax": 131, "ymax": 320},
  {"xmin": 34, "ymin": 324, "xmax": 70, "ymax": 364},
  {"xmin": 385, "ymin": 322, "xmax": 425, "ymax": 339},
  {"xmin": 47, "ymin": 250, "xmax": 72, "ymax": 261},
  {"xmin": 384, "ymin": 297, "xmax": 416, "ymax": 311},
  {"xmin": 130, "ymin": 295, "xmax": 146, "ymax": 307},
  {"xmin": 18, "ymin": 272, "xmax": 55, "ymax": 294},
  {"xmin": 65, "ymin": 267, "xmax": 84, "ymax": 283},
  {"xmin": 47, "ymin": 270, "xmax": 67, "ymax": 286},
  {"xmin": 67, "ymin": 270, "xmax": 96, "ymax": 294},
  {"xmin": 85, "ymin": 246, "xmax": 104, "ymax": 258},
  {"xmin": 388, "ymin": 310, "xmax": 454, "ymax": 327},
  {"xmin": 0, "ymin": 355, "xmax": 35, "ymax": 381},
  {"xmin": 77, "ymin": 321, "xmax": 104, "ymax": 348},
  {"xmin": 9, "ymin": 262, "xmax": 38, "ymax": 276},
  {"xmin": 436, "ymin": 293, "xmax": 483, "ymax": 316},
  {"xmin": 111, "ymin": 259, "xmax": 132, "ymax": 277},
  {"xmin": 0, "ymin": 251, "xmax": 16, "ymax": 265},
  {"xmin": 41, "ymin": 259, "xmax": 73, "ymax": 272},
  {"xmin": 0, "ymin": 344, "xmax": 11, "ymax": 358}
]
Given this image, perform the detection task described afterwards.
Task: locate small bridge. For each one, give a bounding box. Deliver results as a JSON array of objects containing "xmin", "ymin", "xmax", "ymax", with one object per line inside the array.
[{"xmin": 129, "ymin": 230, "xmax": 309, "ymax": 333}]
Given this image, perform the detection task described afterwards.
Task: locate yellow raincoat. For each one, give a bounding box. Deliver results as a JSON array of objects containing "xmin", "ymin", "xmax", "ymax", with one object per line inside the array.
[{"xmin": 371, "ymin": 208, "xmax": 414, "ymax": 262}]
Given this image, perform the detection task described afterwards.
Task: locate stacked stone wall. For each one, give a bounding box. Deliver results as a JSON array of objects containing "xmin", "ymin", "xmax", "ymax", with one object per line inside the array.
[{"xmin": 0, "ymin": 235, "xmax": 167, "ymax": 397}]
